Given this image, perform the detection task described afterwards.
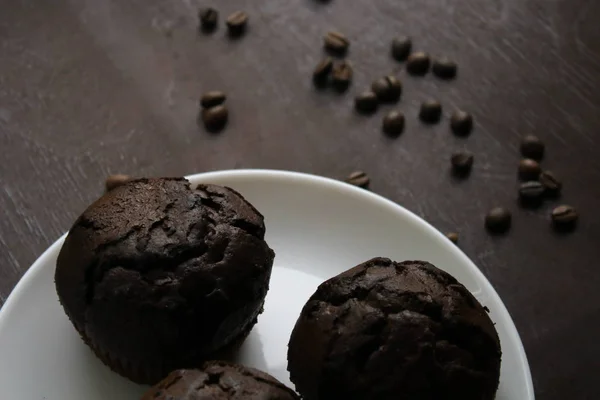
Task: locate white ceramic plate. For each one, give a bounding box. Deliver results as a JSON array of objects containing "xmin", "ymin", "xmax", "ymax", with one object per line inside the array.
[{"xmin": 0, "ymin": 170, "xmax": 534, "ymax": 399}]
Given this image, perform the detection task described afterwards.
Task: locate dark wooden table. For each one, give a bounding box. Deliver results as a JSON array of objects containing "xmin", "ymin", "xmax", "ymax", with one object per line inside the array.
[{"xmin": 1, "ymin": 0, "xmax": 599, "ymax": 398}]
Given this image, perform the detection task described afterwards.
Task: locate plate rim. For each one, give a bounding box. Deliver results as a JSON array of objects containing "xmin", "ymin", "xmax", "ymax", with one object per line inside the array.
[{"xmin": 0, "ymin": 168, "xmax": 535, "ymax": 399}]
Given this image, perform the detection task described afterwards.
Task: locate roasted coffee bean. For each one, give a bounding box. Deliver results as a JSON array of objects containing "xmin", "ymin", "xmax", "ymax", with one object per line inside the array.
[
  {"xmin": 406, "ymin": 52, "xmax": 430, "ymax": 75},
  {"xmin": 391, "ymin": 36, "xmax": 412, "ymax": 61},
  {"xmin": 539, "ymin": 170, "xmax": 562, "ymax": 196},
  {"xmin": 371, "ymin": 78, "xmax": 387, "ymax": 97},
  {"xmin": 520, "ymin": 135, "xmax": 544, "ymax": 160},
  {"xmin": 485, "ymin": 207, "xmax": 512, "ymax": 234},
  {"xmin": 446, "ymin": 232, "xmax": 459, "ymax": 244},
  {"xmin": 105, "ymin": 174, "xmax": 132, "ymax": 192},
  {"xmin": 432, "ymin": 57, "xmax": 457, "ymax": 79},
  {"xmin": 450, "ymin": 110, "xmax": 473, "ymax": 136},
  {"xmin": 226, "ymin": 11, "xmax": 248, "ymax": 37},
  {"xmin": 371, "ymin": 76, "xmax": 402, "ymax": 103},
  {"xmin": 518, "ymin": 159, "xmax": 541, "ymax": 181},
  {"xmin": 419, "ymin": 100, "xmax": 442, "ymax": 123},
  {"xmin": 324, "ymin": 31, "xmax": 349, "ymax": 55},
  {"xmin": 354, "ymin": 91, "xmax": 379, "ymax": 114},
  {"xmin": 198, "ymin": 7, "xmax": 218, "ymax": 32},
  {"xmin": 345, "ymin": 171, "xmax": 369, "ymax": 188},
  {"xmin": 202, "ymin": 105, "xmax": 228, "ymax": 132},
  {"xmin": 382, "ymin": 110, "xmax": 405, "ymax": 137},
  {"xmin": 518, "ymin": 181, "xmax": 545, "ymax": 206},
  {"xmin": 312, "ymin": 57, "xmax": 333, "ymax": 87},
  {"xmin": 331, "ymin": 61, "xmax": 353, "ymax": 92},
  {"xmin": 451, "ymin": 152, "xmax": 474, "ymax": 174},
  {"xmin": 200, "ymin": 91, "xmax": 226, "ymax": 108},
  {"xmin": 551, "ymin": 205, "xmax": 578, "ymax": 230}
]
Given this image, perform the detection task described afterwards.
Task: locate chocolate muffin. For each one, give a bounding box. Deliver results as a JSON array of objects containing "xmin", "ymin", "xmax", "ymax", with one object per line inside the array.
[
  {"xmin": 141, "ymin": 361, "xmax": 300, "ymax": 400},
  {"xmin": 55, "ymin": 178, "xmax": 275, "ymax": 384},
  {"xmin": 287, "ymin": 257, "xmax": 501, "ymax": 400}
]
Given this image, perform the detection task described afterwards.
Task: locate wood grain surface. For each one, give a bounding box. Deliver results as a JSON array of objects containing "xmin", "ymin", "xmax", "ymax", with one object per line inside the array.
[{"xmin": 1, "ymin": 0, "xmax": 599, "ymax": 398}]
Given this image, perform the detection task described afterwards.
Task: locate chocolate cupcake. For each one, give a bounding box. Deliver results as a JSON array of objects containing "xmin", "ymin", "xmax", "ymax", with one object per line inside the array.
[
  {"xmin": 141, "ymin": 361, "xmax": 300, "ymax": 399},
  {"xmin": 55, "ymin": 178, "xmax": 275, "ymax": 384},
  {"xmin": 288, "ymin": 257, "xmax": 501, "ymax": 400}
]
